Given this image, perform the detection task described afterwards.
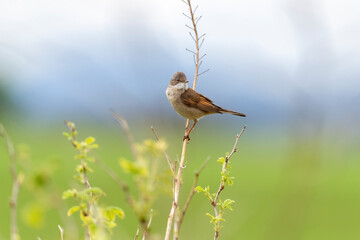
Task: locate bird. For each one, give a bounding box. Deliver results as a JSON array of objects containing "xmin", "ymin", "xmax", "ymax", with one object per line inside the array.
[{"xmin": 166, "ymin": 72, "xmax": 246, "ymax": 141}]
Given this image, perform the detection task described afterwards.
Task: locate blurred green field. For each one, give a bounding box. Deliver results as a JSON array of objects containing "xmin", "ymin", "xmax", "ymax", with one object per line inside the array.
[{"xmin": 0, "ymin": 121, "xmax": 360, "ymax": 240}]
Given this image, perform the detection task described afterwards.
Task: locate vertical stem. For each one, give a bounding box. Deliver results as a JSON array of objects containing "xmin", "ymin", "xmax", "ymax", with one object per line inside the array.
[
  {"xmin": 164, "ymin": 121, "xmax": 190, "ymax": 240},
  {"xmin": 188, "ymin": 0, "xmax": 200, "ymax": 88},
  {"xmin": 0, "ymin": 124, "xmax": 20, "ymax": 240},
  {"xmin": 165, "ymin": 0, "xmax": 201, "ymax": 239}
]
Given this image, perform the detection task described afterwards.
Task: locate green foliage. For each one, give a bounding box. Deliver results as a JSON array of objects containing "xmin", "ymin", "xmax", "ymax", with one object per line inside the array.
[
  {"xmin": 62, "ymin": 121, "xmax": 124, "ymax": 239},
  {"xmin": 119, "ymin": 138, "xmax": 171, "ymax": 225},
  {"xmin": 196, "ymin": 155, "xmax": 236, "ymax": 235}
]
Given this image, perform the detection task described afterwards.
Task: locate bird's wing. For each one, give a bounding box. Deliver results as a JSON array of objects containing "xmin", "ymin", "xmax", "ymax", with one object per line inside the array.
[{"xmin": 180, "ymin": 88, "xmax": 222, "ymax": 114}]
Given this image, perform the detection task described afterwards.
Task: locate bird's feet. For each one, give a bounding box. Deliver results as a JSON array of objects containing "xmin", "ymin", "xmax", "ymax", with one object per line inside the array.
[{"xmin": 183, "ymin": 135, "xmax": 190, "ymax": 141}]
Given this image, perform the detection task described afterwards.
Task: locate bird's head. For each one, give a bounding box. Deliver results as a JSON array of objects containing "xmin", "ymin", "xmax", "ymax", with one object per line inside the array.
[{"xmin": 170, "ymin": 72, "xmax": 189, "ymax": 86}]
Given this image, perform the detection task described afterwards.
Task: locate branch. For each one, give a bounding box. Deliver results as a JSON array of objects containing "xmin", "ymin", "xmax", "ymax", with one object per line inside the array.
[
  {"xmin": 188, "ymin": 0, "xmax": 200, "ymax": 88},
  {"xmin": 142, "ymin": 209, "xmax": 153, "ymax": 240},
  {"xmin": 165, "ymin": 0, "xmax": 203, "ymax": 239},
  {"xmin": 110, "ymin": 109, "xmax": 139, "ymax": 161},
  {"xmin": 134, "ymin": 225, "xmax": 140, "ymax": 240},
  {"xmin": 178, "ymin": 157, "xmax": 209, "ymax": 231},
  {"xmin": 211, "ymin": 125, "xmax": 246, "ymax": 240},
  {"xmin": 0, "ymin": 124, "xmax": 21, "ymax": 240},
  {"xmin": 151, "ymin": 126, "xmax": 175, "ymax": 175},
  {"xmin": 58, "ymin": 225, "xmax": 64, "ymax": 240}
]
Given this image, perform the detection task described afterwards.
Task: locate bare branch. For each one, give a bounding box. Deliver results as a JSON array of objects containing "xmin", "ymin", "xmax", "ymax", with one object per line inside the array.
[
  {"xmin": 195, "ymin": 15, "xmax": 202, "ymax": 25},
  {"xmin": 180, "ymin": 0, "xmax": 189, "ymax": 5},
  {"xmin": 142, "ymin": 209, "xmax": 153, "ymax": 240},
  {"xmin": 185, "ymin": 48, "xmax": 197, "ymax": 55},
  {"xmin": 165, "ymin": 0, "xmax": 204, "ymax": 238},
  {"xmin": 193, "ymin": 5, "xmax": 199, "ymax": 14},
  {"xmin": 0, "ymin": 124, "xmax": 21, "ymax": 240},
  {"xmin": 189, "ymin": 32, "xmax": 196, "ymax": 42},
  {"xmin": 198, "ymin": 69, "xmax": 210, "ymax": 76},
  {"xmin": 110, "ymin": 109, "xmax": 139, "ymax": 161},
  {"xmin": 199, "ymin": 53, "xmax": 207, "ymax": 61},
  {"xmin": 199, "ymin": 38, "xmax": 205, "ymax": 49},
  {"xmin": 182, "ymin": 13, "xmax": 191, "ymax": 20},
  {"xmin": 199, "ymin": 33, "xmax": 206, "ymax": 40},
  {"xmin": 151, "ymin": 126, "xmax": 175, "ymax": 176},
  {"xmin": 134, "ymin": 225, "xmax": 140, "ymax": 240},
  {"xmin": 199, "ymin": 60, "xmax": 203, "ymax": 69},
  {"xmin": 58, "ymin": 225, "xmax": 64, "ymax": 240},
  {"xmin": 185, "ymin": 24, "xmax": 194, "ymax": 31}
]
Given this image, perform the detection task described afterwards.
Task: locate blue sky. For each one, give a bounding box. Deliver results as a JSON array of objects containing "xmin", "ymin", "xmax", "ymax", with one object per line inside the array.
[{"xmin": 0, "ymin": 0, "xmax": 359, "ymax": 123}]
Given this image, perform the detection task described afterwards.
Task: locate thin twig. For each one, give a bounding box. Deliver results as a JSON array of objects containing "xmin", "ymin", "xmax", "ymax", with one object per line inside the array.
[
  {"xmin": 188, "ymin": 0, "xmax": 200, "ymax": 88},
  {"xmin": 199, "ymin": 53, "xmax": 207, "ymax": 60},
  {"xmin": 211, "ymin": 126, "xmax": 246, "ymax": 240},
  {"xmin": 165, "ymin": 0, "xmax": 202, "ymax": 239},
  {"xmin": 0, "ymin": 124, "xmax": 21, "ymax": 240},
  {"xmin": 198, "ymin": 69, "xmax": 210, "ymax": 76},
  {"xmin": 182, "ymin": 13, "xmax": 191, "ymax": 20},
  {"xmin": 151, "ymin": 126, "xmax": 175, "ymax": 175},
  {"xmin": 185, "ymin": 48, "xmax": 197, "ymax": 55},
  {"xmin": 185, "ymin": 24, "xmax": 194, "ymax": 31},
  {"xmin": 198, "ymin": 33, "xmax": 206, "ymax": 40},
  {"xmin": 58, "ymin": 225, "xmax": 64, "ymax": 240},
  {"xmin": 134, "ymin": 225, "xmax": 140, "ymax": 240},
  {"xmin": 142, "ymin": 209, "xmax": 153, "ymax": 240},
  {"xmin": 195, "ymin": 15, "xmax": 202, "ymax": 25},
  {"xmin": 110, "ymin": 109, "xmax": 139, "ymax": 161},
  {"xmin": 189, "ymin": 32, "xmax": 196, "ymax": 42},
  {"xmin": 178, "ymin": 157, "xmax": 210, "ymax": 231}
]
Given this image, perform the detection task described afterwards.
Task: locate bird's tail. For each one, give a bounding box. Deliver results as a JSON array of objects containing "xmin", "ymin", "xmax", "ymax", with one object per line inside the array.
[{"xmin": 220, "ymin": 109, "xmax": 246, "ymax": 117}]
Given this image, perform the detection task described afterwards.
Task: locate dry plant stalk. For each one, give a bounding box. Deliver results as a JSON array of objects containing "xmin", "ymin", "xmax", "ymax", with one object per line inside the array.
[
  {"xmin": 58, "ymin": 225, "xmax": 64, "ymax": 240},
  {"xmin": 0, "ymin": 124, "xmax": 22, "ymax": 240},
  {"xmin": 134, "ymin": 225, "xmax": 140, "ymax": 240},
  {"xmin": 164, "ymin": 0, "xmax": 208, "ymax": 239}
]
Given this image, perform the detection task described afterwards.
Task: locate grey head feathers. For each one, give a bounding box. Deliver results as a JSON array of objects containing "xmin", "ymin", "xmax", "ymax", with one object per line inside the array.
[{"xmin": 170, "ymin": 72, "xmax": 188, "ymax": 85}]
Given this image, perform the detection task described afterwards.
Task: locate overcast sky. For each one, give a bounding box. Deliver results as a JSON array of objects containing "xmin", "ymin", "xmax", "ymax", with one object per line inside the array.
[{"xmin": 0, "ymin": 0, "xmax": 359, "ymax": 120}]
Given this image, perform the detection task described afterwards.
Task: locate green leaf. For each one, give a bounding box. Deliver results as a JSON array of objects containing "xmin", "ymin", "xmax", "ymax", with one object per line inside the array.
[
  {"xmin": 110, "ymin": 207, "xmax": 125, "ymax": 219},
  {"xmin": 206, "ymin": 213, "xmax": 216, "ymax": 222},
  {"xmin": 62, "ymin": 189, "xmax": 77, "ymax": 199},
  {"xmin": 195, "ymin": 186, "xmax": 204, "ymax": 193},
  {"xmin": 217, "ymin": 157, "xmax": 225, "ymax": 165},
  {"xmin": 223, "ymin": 199, "xmax": 235, "ymax": 211},
  {"xmin": 119, "ymin": 158, "xmax": 147, "ymax": 176},
  {"xmin": 87, "ymin": 187, "xmax": 105, "ymax": 196},
  {"xmin": 85, "ymin": 137, "xmax": 95, "ymax": 145},
  {"xmin": 67, "ymin": 206, "xmax": 80, "ymax": 216}
]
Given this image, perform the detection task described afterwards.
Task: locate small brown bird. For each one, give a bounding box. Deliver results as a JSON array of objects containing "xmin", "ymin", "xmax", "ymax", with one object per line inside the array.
[{"xmin": 166, "ymin": 72, "xmax": 246, "ymax": 140}]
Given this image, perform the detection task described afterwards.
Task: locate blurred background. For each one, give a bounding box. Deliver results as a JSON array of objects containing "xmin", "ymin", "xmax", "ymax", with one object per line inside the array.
[{"xmin": 0, "ymin": 0, "xmax": 360, "ymax": 239}]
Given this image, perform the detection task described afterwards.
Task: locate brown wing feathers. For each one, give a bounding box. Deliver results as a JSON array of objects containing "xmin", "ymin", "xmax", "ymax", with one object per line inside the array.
[
  {"xmin": 180, "ymin": 88, "xmax": 222, "ymax": 114},
  {"xmin": 180, "ymin": 88, "xmax": 246, "ymax": 117}
]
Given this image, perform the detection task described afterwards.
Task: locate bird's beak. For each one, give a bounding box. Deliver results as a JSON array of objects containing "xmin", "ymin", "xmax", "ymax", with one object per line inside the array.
[{"xmin": 185, "ymin": 80, "xmax": 189, "ymax": 83}]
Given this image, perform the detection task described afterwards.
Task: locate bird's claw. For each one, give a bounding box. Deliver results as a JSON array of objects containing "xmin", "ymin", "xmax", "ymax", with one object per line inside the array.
[{"xmin": 183, "ymin": 135, "xmax": 190, "ymax": 141}]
